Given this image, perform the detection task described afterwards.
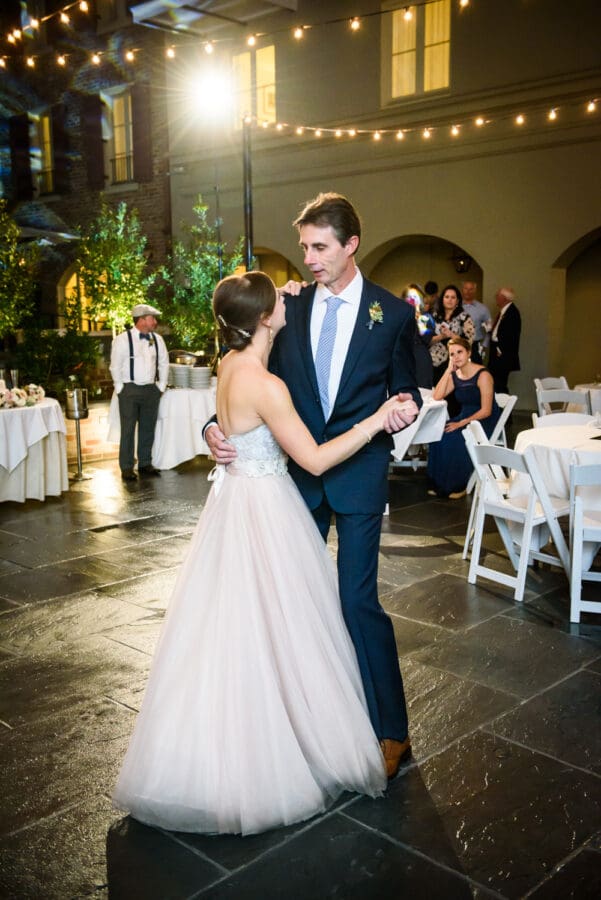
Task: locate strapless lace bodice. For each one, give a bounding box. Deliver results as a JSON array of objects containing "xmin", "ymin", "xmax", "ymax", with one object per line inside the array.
[{"xmin": 226, "ymin": 424, "xmax": 288, "ymax": 477}]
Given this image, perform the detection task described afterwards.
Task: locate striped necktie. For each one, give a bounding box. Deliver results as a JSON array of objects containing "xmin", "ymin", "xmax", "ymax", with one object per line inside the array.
[{"xmin": 315, "ymin": 296, "xmax": 343, "ymax": 419}]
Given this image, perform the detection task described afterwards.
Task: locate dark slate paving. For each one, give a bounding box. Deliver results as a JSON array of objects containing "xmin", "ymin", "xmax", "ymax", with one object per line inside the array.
[{"xmin": 0, "ymin": 456, "xmax": 599, "ymax": 898}]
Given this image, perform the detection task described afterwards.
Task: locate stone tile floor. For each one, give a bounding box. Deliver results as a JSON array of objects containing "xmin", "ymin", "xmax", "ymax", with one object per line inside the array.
[{"xmin": 0, "ymin": 436, "xmax": 600, "ymax": 899}]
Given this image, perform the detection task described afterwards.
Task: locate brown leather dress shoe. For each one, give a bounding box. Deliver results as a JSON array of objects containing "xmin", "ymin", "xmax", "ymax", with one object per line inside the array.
[{"xmin": 380, "ymin": 737, "xmax": 412, "ymax": 779}]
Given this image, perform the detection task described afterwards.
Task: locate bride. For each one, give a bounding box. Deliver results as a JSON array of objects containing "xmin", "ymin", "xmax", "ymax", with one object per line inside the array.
[{"xmin": 113, "ymin": 271, "xmax": 408, "ymax": 835}]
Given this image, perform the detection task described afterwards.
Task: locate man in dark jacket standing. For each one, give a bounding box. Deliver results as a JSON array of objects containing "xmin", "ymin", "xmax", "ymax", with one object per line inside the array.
[{"xmin": 489, "ymin": 287, "xmax": 521, "ymax": 394}]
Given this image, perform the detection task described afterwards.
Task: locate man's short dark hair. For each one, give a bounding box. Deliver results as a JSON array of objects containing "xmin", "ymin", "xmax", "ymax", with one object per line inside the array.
[
  {"xmin": 424, "ymin": 280, "xmax": 438, "ymax": 295},
  {"xmin": 293, "ymin": 192, "xmax": 361, "ymax": 250}
]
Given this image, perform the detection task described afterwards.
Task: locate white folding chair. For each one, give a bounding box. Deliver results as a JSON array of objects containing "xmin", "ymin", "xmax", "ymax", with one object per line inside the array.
[
  {"xmin": 467, "ymin": 444, "xmax": 570, "ymax": 602},
  {"xmin": 536, "ymin": 388, "xmax": 592, "ymax": 417},
  {"xmin": 532, "ymin": 412, "xmax": 594, "ymax": 428},
  {"xmin": 569, "ymin": 463, "xmax": 601, "ymax": 623},
  {"xmin": 462, "ymin": 422, "xmax": 511, "ymax": 559},
  {"xmin": 533, "ymin": 377, "xmax": 569, "ymax": 414},
  {"xmin": 464, "ymin": 394, "xmax": 517, "ymax": 495}
]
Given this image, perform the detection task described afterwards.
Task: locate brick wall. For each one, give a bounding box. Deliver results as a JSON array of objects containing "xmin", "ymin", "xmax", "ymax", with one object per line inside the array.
[{"xmin": 64, "ymin": 401, "xmax": 118, "ymax": 464}]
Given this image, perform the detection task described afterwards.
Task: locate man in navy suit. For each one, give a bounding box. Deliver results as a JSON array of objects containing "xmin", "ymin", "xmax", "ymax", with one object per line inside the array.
[
  {"xmin": 206, "ymin": 193, "xmax": 420, "ymax": 777},
  {"xmin": 488, "ymin": 287, "xmax": 521, "ymax": 394}
]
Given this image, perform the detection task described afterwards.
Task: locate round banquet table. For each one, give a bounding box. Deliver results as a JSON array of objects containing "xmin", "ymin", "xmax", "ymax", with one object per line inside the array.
[
  {"xmin": 0, "ymin": 398, "xmax": 68, "ymax": 502},
  {"xmin": 512, "ymin": 423, "xmax": 601, "ymax": 569},
  {"xmin": 107, "ymin": 388, "xmax": 216, "ymax": 469}
]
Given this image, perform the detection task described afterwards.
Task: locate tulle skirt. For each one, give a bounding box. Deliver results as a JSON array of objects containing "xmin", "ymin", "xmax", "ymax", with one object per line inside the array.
[{"xmin": 112, "ymin": 469, "xmax": 386, "ymax": 835}]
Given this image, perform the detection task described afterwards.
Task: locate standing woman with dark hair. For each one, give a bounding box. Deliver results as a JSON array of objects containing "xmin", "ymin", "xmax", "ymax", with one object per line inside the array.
[
  {"xmin": 427, "ymin": 336, "xmax": 500, "ymax": 499},
  {"xmin": 429, "ymin": 284, "xmax": 475, "ymax": 385}
]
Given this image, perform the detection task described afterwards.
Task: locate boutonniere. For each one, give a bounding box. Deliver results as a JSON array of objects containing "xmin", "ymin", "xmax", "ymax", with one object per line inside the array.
[{"xmin": 367, "ymin": 301, "xmax": 384, "ymax": 330}]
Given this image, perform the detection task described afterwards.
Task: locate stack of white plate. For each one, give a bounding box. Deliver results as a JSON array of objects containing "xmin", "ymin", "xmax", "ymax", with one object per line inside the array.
[
  {"xmin": 190, "ymin": 366, "xmax": 212, "ymax": 390},
  {"xmin": 170, "ymin": 364, "xmax": 190, "ymax": 388}
]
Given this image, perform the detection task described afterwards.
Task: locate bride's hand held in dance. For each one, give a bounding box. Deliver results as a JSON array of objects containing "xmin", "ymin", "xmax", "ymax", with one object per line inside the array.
[
  {"xmin": 381, "ymin": 393, "xmax": 419, "ymax": 433},
  {"xmin": 205, "ymin": 424, "xmax": 238, "ymax": 464}
]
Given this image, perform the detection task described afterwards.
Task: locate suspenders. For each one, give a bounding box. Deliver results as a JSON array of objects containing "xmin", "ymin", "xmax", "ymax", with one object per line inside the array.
[{"xmin": 127, "ymin": 328, "xmax": 159, "ymax": 384}]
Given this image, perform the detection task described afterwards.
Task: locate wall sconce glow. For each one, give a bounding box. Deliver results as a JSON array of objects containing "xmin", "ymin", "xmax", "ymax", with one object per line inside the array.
[
  {"xmin": 187, "ymin": 71, "xmax": 233, "ymax": 119},
  {"xmin": 515, "ymin": 114, "xmax": 525, "ymax": 125},
  {"xmin": 475, "ymin": 116, "xmax": 485, "ymax": 127},
  {"xmin": 350, "ymin": 18, "xmax": 361, "ymax": 31}
]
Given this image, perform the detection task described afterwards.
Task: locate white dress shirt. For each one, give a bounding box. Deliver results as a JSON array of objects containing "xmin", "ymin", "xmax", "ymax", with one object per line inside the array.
[
  {"xmin": 310, "ymin": 269, "xmax": 363, "ymax": 417},
  {"xmin": 110, "ymin": 327, "xmax": 169, "ymax": 394}
]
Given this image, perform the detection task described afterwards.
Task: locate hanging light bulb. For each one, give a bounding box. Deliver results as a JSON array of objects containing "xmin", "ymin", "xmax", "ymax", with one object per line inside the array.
[
  {"xmin": 204, "ymin": 41, "xmax": 214, "ymax": 54},
  {"xmin": 125, "ymin": 50, "xmax": 135, "ymax": 62},
  {"xmin": 7, "ymin": 34, "xmax": 16, "ymax": 44},
  {"xmin": 60, "ymin": 12, "xmax": 70, "ymax": 25},
  {"xmin": 548, "ymin": 108, "xmax": 557, "ymax": 121},
  {"xmin": 459, "ymin": 0, "xmax": 470, "ymax": 8},
  {"xmin": 247, "ymin": 35, "xmax": 256, "ymax": 46},
  {"xmin": 515, "ymin": 114, "xmax": 525, "ymax": 125},
  {"xmin": 350, "ymin": 17, "xmax": 361, "ymax": 31},
  {"xmin": 315, "ymin": 129, "xmax": 322, "ymax": 137},
  {"xmin": 80, "ymin": 1, "xmax": 90, "ymax": 11},
  {"xmin": 57, "ymin": 54, "xmax": 66, "ymax": 66},
  {"xmin": 373, "ymin": 131, "xmax": 382, "ymax": 141},
  {"xmin": 30, "ymin": 18, "xmax": 40, "ymax": 29},
  {"xmin": 396, "ymin": 130, "xmax": 404, "ymax": 140},
  {"xmin": 348, "ymin": 129, "xmax": 356, "ymax": 137},
  {"xmin": 403, "ymin": 8, "xmax": 413, "ymax": 22},
  {"xmin": 276, "ymin": 122, "xmax": 283, "ymax": 130},
  {"xmin": 26, "ymin": 56, "xmax": 35, "ymax": 68},
  {"xmin": 587, "ymin": 100, "xmax": 597, "ymax": 112},
  {"xmin": 423, "ymin": 127, "xmax": 431, "ymax": 139},
  {"xmin": 0, "ymin": 58, "xmax": 6, "ymax": 69},
  {"xmin": 293, "ymin": 27, "xmax": 304, "ymax": 40},
  {"xmin": 475, "ymin": 116, "xmax": 485, "ymax": 127},
  {"xmin": 92, "ymin": 52, "xmax": 101, "ymax": 65},
  {"xmin": 12, "ymin": 29, "xmax": 22, "ymax": 40},
  {"xmin": 295, "ymin": 126, "xmax": 303, "ymax": 135},
  {"xmin": 335, "ymin": 129, "xmax": 342, "ymax": 137},
  {"xmin": 166, "ymin": 46, "xmax": 175, "ymax": 59},
  {"xmin": 451, "ymin": 124, "xmax": 460, "ymax": 136},
  {"xmin": 261, "ymin": 121, "xmax": 269, "ymax": 128}
]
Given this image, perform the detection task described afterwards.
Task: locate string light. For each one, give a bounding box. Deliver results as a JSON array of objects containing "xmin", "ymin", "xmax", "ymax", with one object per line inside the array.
[
  {"xmin": 60, "ymin": 12, "xmax": 70, "ymax": 25},
  {"xmin": 515, "ymin": 114, "xmax": 525, "ymax": 125},
  {"xmin": 26, "ymin": 56, "xmax": 35, "ymax": 68},
  {"xmin": 548, "ymin": 108, "xmax": 557, "ymax": 121},
  {"xmin": 396, "ymin": 130, "xmax": 405, "ymax": 140},
  {"xmin": 30, "ymin": 18, "xmax": 40, "ymax": 29},
  {"xmin": 423, "ymin": 127, "xmax": 431, "ymax": 138},
  {"xmin": 350, "ymin": 18, "xmax": 361, "ymax": 31},
  {"xmin": 315, "ymin": 129, "xmax": 322, "ymax": 137},
  {"xmin": 125, "ymin": 50, "xmax": 135, "ymax": 62},
  {"xmin": 12, "ymin": 29, "xmax": 22, "ymax": 40},
  {"xmin": 166, "ymin": 46, "xmax": 175, "ymax": 59},
  {"xmin": 460, "ymin": 0, "xmax": 470, "ymax": 8},
  {"xmin": 57, "ymin": 54, "xmax": 66, "ymax": 66},
  {"xmin": 79, "ymin": 1, "xmax": 89, "ymax": 11},
  {"xmin": 373, "ymin": 131, "xmax": 381, "ymax": 140},
  {"xmin": 403, "ymin": 8, "xmax": 413, "ymax": 22},
  {"xmin": 293, "ymin": 27, "xmax": 305, "ymax": 40},
  {"xmin": 0, "ymin": 58, "xmax": 6, "ymax": 69},
  {"xmin": 335, "ymin": 129, "xmax": 342, "ymax": 137},
  {"xmin": 247, "ymin": 35, "xmax": 256, "ymax": 46},
  {"xmin": 451, "ymin": 124, "xmax": 460, "ymax": 136},
  {"xmin": 91, "ymin": 52, "xmax": 101, "ymax": 65},
  {"xmin": 204, "ymin": 42, "xmax": 214, "ymax": 54},
  {"xmin": 348, "ymin": 129, "xmax": 356, "ymax": 137},
  {"xmin": 475, "ymin": 116, "xmax": 485, "ymax": 127},
  {"xmin": 295, "ymin": 126, "xmax": 304, "ymax": 135},
  {"xmin": 587, "ymin": 100, "xmax": 597, "ymax": 112}
]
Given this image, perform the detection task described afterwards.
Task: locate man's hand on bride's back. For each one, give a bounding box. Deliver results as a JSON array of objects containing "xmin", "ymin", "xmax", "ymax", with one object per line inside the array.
[
  {"xmin": 277, "ymin": 280, "xmax": 308, "ymax": 297},
  {"xmin": 205, "ymin": 425, "xmax": 238, "ymax": 464},
  {"xmin": 381, "ymin": 393, "xmax": 419, "ymax": 433}
]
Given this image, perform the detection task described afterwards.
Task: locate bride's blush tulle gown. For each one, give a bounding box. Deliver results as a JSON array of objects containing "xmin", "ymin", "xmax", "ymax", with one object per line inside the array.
[{"xmin": 113, "ymin": 424, "xmax": 386, "ymax": 835}]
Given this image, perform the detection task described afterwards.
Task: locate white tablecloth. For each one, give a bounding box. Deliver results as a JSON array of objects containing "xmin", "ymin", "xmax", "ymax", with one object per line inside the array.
[
  {"xmin": 0, "ymin": 399, "xmax": 68, "ymax": 502},
  {"xmin": 512, "ymin": 424, "xmax": 601, "ymax": 567},
  {"xmin": 108, "ymin": 388, "xmax": 216, "ymax": 469}
]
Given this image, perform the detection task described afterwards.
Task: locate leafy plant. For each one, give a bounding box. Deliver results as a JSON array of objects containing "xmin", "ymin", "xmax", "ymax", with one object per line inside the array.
[
  {"xmin": 74, "ymin": 199, "xmax": 161, "ymax": 335},
  {"xmin": 0, "ymin": 199, "xmax": 39, "ymax": 341},
  {"xmin": 163, "ymin": 197, "xmax": 244, "ymax": 353}
]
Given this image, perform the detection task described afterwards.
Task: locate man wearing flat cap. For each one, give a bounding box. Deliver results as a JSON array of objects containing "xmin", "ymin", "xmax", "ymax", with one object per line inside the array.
[{"xmin": 110, "ymin": 304, "xmax": 169, "ymax": 480}]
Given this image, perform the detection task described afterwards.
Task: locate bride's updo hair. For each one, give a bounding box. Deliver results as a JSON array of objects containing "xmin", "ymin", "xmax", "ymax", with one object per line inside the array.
[{"xmin": 213, "ymin": 271, "xmax": 277, "ymax": 351}]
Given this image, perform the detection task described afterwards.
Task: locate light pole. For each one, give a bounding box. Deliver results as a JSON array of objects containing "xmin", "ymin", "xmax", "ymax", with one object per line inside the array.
[{"xmin": 242, "ymin": 116, "xmax": 253, "ymax": 271}]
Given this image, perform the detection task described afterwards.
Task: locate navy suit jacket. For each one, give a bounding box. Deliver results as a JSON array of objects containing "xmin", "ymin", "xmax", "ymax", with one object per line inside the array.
[
  {"xmin": 491, "ymin": 302, "xmax": 521, "ymax": 373},
  {"xmin": 269, "ymin": 278, "xmax": 421, "ymax": 514}
]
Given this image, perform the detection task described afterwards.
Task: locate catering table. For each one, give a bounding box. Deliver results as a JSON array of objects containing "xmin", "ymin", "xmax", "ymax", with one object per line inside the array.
[
  {"xmin": 511, "ymin": 423, "xmax": 601, "ymax": 567},
  {"xmin": 108, "ymin": 388, "xmax": 216, "ymax": 469},
  {"xmin": 0, "ymin": 399, "xmax": 69, "ymax": 502}
]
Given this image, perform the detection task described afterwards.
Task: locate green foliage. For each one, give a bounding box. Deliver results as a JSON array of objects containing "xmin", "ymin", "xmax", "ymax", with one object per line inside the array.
[
  {"xmin": 74, "ymin": 199, "xmax": 160, "ymax": 334},
  {"xmin": 163, "ymin": 197, "xmax": 243, "ymax": 351},
  {"xmin": 0, "ymin": 199, "xmax": 39, "ymax": 340}
]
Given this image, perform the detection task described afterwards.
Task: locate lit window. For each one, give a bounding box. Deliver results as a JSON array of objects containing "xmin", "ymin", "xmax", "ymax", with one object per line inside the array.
[
  {"xmin": 384, "ymin": 0, "xmax": 450, "ymax": 100},
  {"xmin": 232, "ymin": 45, "xmax": 276, "ymax": 126},
  {"xmin": 30, "ymin": 112, "xmax": 54, "ymax": 194},
  {"xmin": 102, "ymin": 89, "xmax": 134, "ymax": 183}
]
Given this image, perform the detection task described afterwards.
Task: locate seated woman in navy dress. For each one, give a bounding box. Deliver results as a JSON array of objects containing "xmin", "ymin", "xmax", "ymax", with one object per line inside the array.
[{"xmin": 427, "ymin": 336, "xmax": 500, "ymax": 499}]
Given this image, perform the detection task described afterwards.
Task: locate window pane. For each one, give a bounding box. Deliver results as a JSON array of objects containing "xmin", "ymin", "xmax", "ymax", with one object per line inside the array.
[
  {"xmin": 111, "ymin": 92, "xmax": 133, "ymax": 182},
  {"xmin": 256, "ymin": 45, "xmax": 275, "ymax": 123},
  {"xmin": 424, "ymin": 0, "xmax": 449, "ymax": 91},
  {"xmin": 391, "ymin": 9, "xmax": 417, "ymax": 97}
]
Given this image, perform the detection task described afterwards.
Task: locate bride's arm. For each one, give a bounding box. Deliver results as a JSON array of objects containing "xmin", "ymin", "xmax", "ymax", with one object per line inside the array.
[{"xmin": 257, "ymin": 376, "xmax": 403, "ymax": 476}]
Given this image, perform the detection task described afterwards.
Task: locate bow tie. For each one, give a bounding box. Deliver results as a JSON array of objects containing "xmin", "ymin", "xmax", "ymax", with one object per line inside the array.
[{"xmin": 139, "ymin": 333, "xmax": 153, "ymax": 342}]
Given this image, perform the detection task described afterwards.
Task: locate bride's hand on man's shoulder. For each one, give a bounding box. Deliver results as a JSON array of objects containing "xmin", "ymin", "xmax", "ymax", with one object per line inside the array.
[
  {"xmin": 278, "ymin": 280, "xmax": 308, "ymax": 297},
  {"xmin": 382, "ymin": 393, "xmax": 419, "ymax": 433}
]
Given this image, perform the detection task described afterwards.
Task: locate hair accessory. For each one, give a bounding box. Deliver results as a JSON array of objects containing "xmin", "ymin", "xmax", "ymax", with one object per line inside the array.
[{"xmin": 217, "ymin": 314, "xmax": 251, "ymax": 339}]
